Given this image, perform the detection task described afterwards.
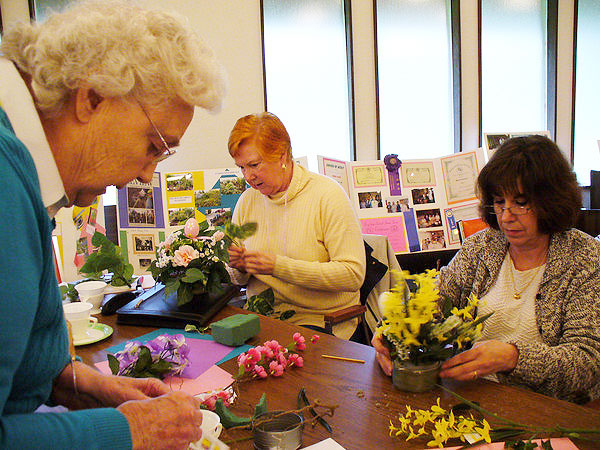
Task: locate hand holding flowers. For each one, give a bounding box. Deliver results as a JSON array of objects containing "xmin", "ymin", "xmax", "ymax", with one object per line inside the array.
[{"xmin": 375, "ymin": 269, "xmax": 491, "ymax": 367}]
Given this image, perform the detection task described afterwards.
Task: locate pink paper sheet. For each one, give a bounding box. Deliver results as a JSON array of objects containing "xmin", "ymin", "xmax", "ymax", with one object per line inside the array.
[{"xmin": 95, "ymin": 360, "xmax": 234, "ymax": 396}]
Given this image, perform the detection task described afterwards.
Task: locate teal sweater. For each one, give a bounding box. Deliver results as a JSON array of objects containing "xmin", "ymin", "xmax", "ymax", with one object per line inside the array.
[{"xmin": 0, "ymin": 107, "xmax": 132, "ymax": 449}]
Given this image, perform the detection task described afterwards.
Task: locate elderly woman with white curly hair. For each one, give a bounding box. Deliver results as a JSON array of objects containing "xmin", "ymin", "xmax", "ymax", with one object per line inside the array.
[{"xmin": 0, "ymin": 1, "xmax": 225, "ymax": 448}]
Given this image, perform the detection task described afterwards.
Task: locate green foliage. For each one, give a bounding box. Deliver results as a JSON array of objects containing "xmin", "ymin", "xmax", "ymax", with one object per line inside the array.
[
  {"xmin": 223, "ymin": 221, "xmax": 258, "ymax": 247},
  {"xmin": 168, "ymin": 208, "xmax": 195, "ymax": 226},
  {"xmin": 220, "ymin": 177, "xmax": 247, "ymax": 195},
  {"xmin": 245, "ymin": 288, "xmax": 295, "ymax": 321},
  {"xmin": 79, "ymin": 232, "xmax": 134, "ymax": 287},
  {"xmin": 214, "ymin": 394, "xmax": 268, "ymax": 429},
  {"xmin": 59, "ymin": 282, "xmax": 80, "ymax": 302},
  {"xmin": 194, "ymin": 190, "xmax": 221, "ymax": 208}
]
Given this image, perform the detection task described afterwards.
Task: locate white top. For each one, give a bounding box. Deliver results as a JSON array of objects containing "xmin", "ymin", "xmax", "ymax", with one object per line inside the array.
[
  {"xmin": 477, "ymin": 253, "xmax": 544, "ymax": 381},
  {"xmin": 479, "ymin": 253, "xmax": 544, "ymax": 343}
]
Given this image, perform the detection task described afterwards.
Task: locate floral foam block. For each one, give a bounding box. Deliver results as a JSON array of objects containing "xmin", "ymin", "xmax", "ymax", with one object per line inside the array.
[{"xmin": 211, "ymin": 314, "xmax": 260, "ymax": 346}]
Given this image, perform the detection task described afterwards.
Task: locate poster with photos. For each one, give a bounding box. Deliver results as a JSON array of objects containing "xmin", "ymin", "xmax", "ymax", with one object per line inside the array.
[
  {"xmin": 163, "ymin": 168, "xmax": 246, "ymax": 231},
  {"xmin": 117, "ymin": 173, "xmax": 165, "ymax": 229},
  {"xmin": 331, "ymin": 149, "xmax": 486, "ymax": 255}
]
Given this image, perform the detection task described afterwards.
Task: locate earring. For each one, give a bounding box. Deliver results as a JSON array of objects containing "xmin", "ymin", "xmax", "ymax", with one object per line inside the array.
[{"xmin": 282, "ymin": 164, "xmax": 287, "ymax": 169}]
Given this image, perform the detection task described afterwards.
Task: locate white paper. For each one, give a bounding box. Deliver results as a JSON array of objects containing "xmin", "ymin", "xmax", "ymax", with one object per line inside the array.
[{"xmin": 302, "ymin": 438, "xmax": 346, "ymax": 449}]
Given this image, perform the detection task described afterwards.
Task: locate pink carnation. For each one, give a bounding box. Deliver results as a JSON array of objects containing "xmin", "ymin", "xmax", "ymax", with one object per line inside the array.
[
  {"xmin": 172, "ymin": 245, "xmax": 199, "ymax": 267},
  {"xmin": 269, "ymin": 360, "xmax": 285, "ymax": 377},
  {"xmin": 288, "ymin": 353, "xmax": 304, "ymax": 368},
  {"xmin": 254, "ymin": 365, "xmax": 268, "ymax": 378}
]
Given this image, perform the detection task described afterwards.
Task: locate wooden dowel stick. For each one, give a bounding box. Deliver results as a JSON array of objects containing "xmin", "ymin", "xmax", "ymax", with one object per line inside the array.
[{"xmin": 321, "ymin": 354, "xmax": 365, "ymax": 364}]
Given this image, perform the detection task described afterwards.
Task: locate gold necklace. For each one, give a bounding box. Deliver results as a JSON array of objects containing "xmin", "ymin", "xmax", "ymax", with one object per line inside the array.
[{"xmin": 509, "ymin": 258, "xmax": 542, "ymax": 300}]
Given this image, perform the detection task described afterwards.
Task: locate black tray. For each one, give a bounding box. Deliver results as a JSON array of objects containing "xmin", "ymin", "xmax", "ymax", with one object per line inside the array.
[{"xmin": 116, "ymin": 283, "xmax": 240, "ymax": 328}]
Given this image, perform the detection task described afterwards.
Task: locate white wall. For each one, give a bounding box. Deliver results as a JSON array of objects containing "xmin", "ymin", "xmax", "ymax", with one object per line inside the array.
[{"xmin": 141, "ymin": 0, "xmax": 265, "ymax": 172}]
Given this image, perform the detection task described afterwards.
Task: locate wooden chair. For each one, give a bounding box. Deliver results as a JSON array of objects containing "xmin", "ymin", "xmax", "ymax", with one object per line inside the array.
[{"xmin": 324, "ymin": 234, "xmax": 401, "ymax": 344}]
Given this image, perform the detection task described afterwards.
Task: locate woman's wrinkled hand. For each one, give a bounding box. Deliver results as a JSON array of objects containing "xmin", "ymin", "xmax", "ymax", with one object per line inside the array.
[
  {"xmin": 371, "ymin": 333, "xmax": 392, "ymax": 377},
  {"xmin": 228, "ymin": 245, "xmax": 246, "ymax": 271},
  {"xmin": 52, "ymin": 362, "xmax": 171, "ymax": 410},
  {"xmin": 439, "ymin": 340, "xmax": 519, "ymax": 381},
  {"xmin": 118, "ymin": 391, "xmax": 203, "ymax": 450},
  {"xmin": 242, "ymin": 250, "xmax": 276, "ymax": 275}
]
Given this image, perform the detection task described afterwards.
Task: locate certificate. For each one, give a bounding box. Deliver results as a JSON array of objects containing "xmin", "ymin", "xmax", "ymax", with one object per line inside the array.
[
  {"xmin": 352, "ymin": 165, "xmax": 386, "ymax": 187},
  {"xmin": 400, "ymin": 162, "xmax": 436, "ymax": 187},
  {"xmin": 441, "ymin": 152, "xmax": 479, "ymax": 204}
]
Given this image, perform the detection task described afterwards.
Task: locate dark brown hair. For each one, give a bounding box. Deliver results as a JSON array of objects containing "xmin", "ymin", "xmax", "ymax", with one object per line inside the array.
[{"xmin": 477, "ymin": 135, "xmax": 581, "ymax": 234}]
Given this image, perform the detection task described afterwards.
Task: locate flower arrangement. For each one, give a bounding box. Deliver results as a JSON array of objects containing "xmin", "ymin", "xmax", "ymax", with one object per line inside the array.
[
  {"xmin": 235, "ymin": 332, "xmax": 318, "ymax": 381},
  {"xmin": 107, "ymin": 334, "xmax": 190, "ymax": 379},
  {"xmin": 149, "ymin": 218, "xmax": 256, "ymax": 306},
  {"xmin": 375, "ymin": 269, "xmax": 491, "ymax": 366}
]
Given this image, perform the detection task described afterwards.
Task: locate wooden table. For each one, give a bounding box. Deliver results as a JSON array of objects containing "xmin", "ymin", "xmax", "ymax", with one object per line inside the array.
[{"xmin": 78, "ymin": 307, "xmax": 600, "ymax": 449}]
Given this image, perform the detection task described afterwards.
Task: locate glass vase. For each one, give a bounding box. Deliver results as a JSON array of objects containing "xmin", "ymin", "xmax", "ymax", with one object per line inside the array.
[{"xmin": 392, "ymin": 360, "xmax": 441, "ymax": 393}]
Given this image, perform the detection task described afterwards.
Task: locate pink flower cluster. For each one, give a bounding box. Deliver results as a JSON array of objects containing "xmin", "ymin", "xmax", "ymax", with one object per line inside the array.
[
  {"xmin": 198, "ymin": 388, "xmax": 234, "ymax": 411},
  {"xmin": 236, "ymin": 333, "xmax": 319, "ymax": 380}
]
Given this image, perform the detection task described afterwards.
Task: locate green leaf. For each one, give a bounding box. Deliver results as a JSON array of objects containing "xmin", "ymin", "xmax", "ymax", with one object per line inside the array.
[
  {"xmin": 177, "ymin": 283, "xmax": 193, "ymax": 306},
  {"xmin": 164, "ymin": 279, "xmax": 180, "ymax": 297},
  {"xmin": 181, "ymin": 268, "xmax": 207, "ymax": 284},
  {"xmin": 279, "ymin": 310, "xmax": 296, "ymax": 320},
  {"xmin": 184, "ymin": 324, "xmax": 208, "ymax": 333},
  {"xmin": 133, "ymin": 346, "xmax": 153, "ymax": 374},
  {"xmin": 149, "ymin": 359, "xmax": 173, "ymax": 375},
  {"xmin": 246, "ymin": 288, "xmax": 275, "ymax": 316},
  {"xmin": 253, "ymin": 393, "xmax": 268, "ymax": 418},
  {"xmin": 107, "ymin": 354, "xmax": 121, "ymax": 375},
  {"xmin": 215, "ymin": 398, "xmax": 251, "ymax": 428}
]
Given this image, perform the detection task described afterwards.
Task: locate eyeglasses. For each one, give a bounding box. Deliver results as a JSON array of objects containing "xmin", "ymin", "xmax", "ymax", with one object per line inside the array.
[
  {"xmin": 136, "ymin": 99, "xmax": 176, "ymax": 162},
  {"xmin": 487, "ymin": 205, "xmax": 531, "ymax": 216}
]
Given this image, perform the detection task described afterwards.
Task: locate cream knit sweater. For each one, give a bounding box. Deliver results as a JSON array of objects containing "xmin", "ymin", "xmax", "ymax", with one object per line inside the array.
[{"xmin": 230, "ymin": 163, "xmax": 366, "ymax": 339}]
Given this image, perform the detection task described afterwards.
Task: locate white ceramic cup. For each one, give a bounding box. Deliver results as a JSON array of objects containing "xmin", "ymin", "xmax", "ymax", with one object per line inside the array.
[
  {"xmin": 75, "ymin": 280, "xmax": 107, "ymax": 313},
  {"xmin": 63, "ymin": 302, "xmax": 98, "ymax": 340},
  {"xmin": 200, "ymin": 409, "xmax": 223, "ymax": 437}
]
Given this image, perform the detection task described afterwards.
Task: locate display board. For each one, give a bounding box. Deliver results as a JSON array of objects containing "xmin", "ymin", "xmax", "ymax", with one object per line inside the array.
[
  {"xmin": 117, "ymin": 168, "xmax": 247, "ymax": 275},
  {"xmin": 318, "ymin": 150, "xmax": 487, "ymax": 254}
]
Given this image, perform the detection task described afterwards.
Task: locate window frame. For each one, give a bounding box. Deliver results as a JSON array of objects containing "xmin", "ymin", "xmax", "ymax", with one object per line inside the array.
[
  {"xmin": 373, "ymin": 0, "xmax": 462, "ymax": 159},
  {"xmin": 259, "ymin": 0, "xmax": 357, "ymax": 161}
]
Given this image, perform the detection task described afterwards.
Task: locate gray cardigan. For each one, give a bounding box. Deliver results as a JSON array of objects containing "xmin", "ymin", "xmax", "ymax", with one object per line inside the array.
[{"xmin": 439, "ymin": 228, "xmax": 600, "ymax": 403}]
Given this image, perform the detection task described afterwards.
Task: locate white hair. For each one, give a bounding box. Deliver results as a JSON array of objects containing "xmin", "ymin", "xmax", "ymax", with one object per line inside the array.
[{"xmin": 0, "ymin": 0, "xmax": 226, "ymax": 116}]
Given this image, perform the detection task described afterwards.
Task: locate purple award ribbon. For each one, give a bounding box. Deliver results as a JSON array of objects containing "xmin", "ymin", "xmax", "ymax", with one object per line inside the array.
[{"xmin": 384, "ymin": 154, "xmax": 402, "ymax": 196}]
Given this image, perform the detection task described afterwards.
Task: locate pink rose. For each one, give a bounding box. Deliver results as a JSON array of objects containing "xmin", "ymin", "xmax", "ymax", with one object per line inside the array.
[
  {"xmin": 172, "ymin": 245, "xmax": 200, "ymax": 267},
  {"xmin": 184, "ymin": 218, "xmax": 200, "ymax": 238}
]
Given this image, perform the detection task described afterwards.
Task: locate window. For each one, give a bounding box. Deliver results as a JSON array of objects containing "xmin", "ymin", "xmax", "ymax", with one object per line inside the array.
[
  {"xmin": 573, "ymin": 0, "xmax": 600, "ymax": 186},
  {"xmin": 376, "ymin": 0, "xmax": 456, "ymax": 159},
  {"xmin": 481, "ymin": 0, "xmax": 550, "ymax": 138},
  {"xmin": 262, "ymin": 0, "xmax": 353, "ymax": 170},
  {"xmin": 31, "ymin": 0, "xmax": 72, "ymax": 21}
]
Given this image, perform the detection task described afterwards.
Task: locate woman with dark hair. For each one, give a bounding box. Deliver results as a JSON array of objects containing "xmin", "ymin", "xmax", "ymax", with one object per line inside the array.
[{"xmin": 373, "ymin": 135, "xmax": 600, "ymax": 404}]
